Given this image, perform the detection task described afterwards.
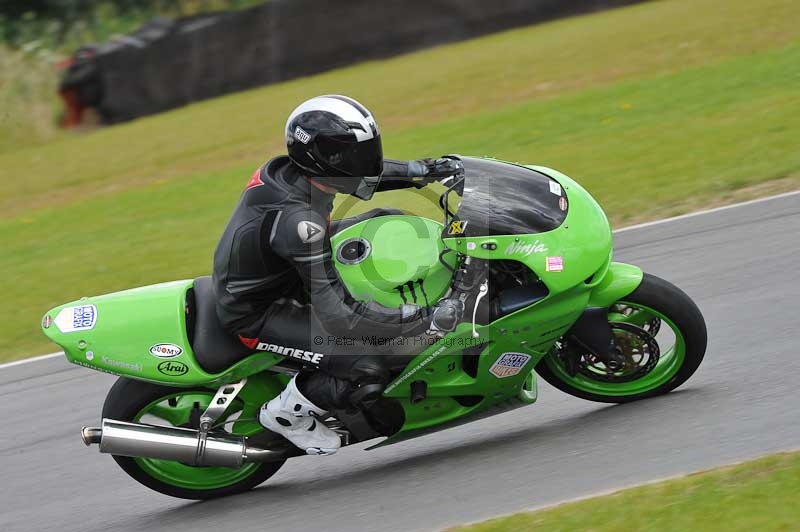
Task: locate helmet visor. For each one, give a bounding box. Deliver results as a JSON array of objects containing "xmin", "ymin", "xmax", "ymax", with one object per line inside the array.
[{"xmin": 314, "ymin": 134, "xmax": 383, "ymax": 187}]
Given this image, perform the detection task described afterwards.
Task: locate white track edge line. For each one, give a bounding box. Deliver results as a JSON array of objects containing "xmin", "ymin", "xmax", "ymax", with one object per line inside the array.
[
  {"xmin": 614, "ymin": 189, "xmax": 800, "ymax": 233},
  {"xmin": 3, "ymin": 188, "xmax": 798, "ymax": 371},
  {"xmin": 0, "ymin": 351, "xmax": 63, "ymax": 369}
]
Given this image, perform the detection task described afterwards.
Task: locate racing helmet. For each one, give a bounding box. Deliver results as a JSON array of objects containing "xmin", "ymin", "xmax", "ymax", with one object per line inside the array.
[{"xmin": 285, "ymin": 94, "xmax": 383, "ymax": 200}]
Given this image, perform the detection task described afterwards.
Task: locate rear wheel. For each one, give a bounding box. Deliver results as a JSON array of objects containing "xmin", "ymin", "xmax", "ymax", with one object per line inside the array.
[
  {"xmin": 536, "ymin": 273, "xmax": 707, "ymax": 403},
  {"xmin": 102, "ymin": 378, "xmax": 285, "ymax": 499}
]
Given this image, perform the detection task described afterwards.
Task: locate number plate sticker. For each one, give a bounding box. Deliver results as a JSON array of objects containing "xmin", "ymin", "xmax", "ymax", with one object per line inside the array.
[
  {"xmin": 53, "ymin": 305, "xmax": 97, "ymax": 333},
  {"xmin": 489, "ymin": 352, "xmax": 532, "ymax": 378}
]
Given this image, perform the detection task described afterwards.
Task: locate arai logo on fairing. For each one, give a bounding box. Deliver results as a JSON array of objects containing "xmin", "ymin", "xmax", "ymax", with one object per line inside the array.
[
  {"xmin": 157, "ymin": 360, "xmax": 189, "ymax": 376},
  {"xmin": 149, "ymin": 343, "xmax": 183, "ymax": 358}
]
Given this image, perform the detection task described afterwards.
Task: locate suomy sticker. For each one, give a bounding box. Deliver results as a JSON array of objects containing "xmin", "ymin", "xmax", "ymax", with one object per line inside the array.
[{"xmin": 149, "ymin": 343, "xmax": 183, "ymax": 358}]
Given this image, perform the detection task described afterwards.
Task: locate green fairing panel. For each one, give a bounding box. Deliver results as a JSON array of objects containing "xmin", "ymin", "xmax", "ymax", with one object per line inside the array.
[
  {"xmin": 41, "ymin": 280, "xmax": 282, "ymax": 386},
  {"xmin": 587, "ymin": 261, "xmax": 643, "ymax": 307},
  {"xmin": 444, "ymin": 161, "xmax": 613, "ymax": 296},
  {"xmin": 375, "ymin": 321, "xmax": 543, "ymax": 447},
  {"xmin": 330, "ymin": 215, "xmax": 457, "ymax": 307},
  {"xmin": 380, "ymin": 285, "xmax": 591, "ymax": 441}
]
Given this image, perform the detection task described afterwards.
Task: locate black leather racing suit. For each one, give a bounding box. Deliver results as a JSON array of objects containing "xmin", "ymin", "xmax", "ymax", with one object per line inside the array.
[{"xmin": 212, "ymin": 156, "xmax": 430, "ymax": 407}]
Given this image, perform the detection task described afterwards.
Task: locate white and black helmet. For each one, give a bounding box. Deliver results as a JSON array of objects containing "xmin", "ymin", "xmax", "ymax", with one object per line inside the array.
[{"xmin": 285, "ymin": 94, "xmax": 383, "ymax": 200}]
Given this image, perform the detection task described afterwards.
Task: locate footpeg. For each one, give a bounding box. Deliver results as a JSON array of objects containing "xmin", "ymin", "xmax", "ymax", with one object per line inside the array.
[{"xmin": 410, "ymin": 380, "xmax": 428, "ymax": 404}]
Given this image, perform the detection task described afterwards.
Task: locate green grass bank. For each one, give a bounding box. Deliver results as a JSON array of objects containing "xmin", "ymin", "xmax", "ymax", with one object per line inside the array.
[
  {"xmin": 1, "ymin": 0, "xmax": 799, "ymax": 360},
  {"xmin": 447, "ymin": 451, "xmax": 800, "ymax": 532}
]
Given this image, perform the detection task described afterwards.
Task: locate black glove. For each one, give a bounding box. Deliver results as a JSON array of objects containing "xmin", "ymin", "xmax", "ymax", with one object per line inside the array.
[
  {"xmin": 427, "ymin": 297, "xmax": 465, "ymax": 334},
  {"xmin": 408, "ymin": 156, "xmax": 464, "ymax": 184}
]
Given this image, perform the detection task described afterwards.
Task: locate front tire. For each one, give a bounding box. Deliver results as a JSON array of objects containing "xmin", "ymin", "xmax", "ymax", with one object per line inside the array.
[
  {"xmin": 536, "ymin": 273, "xmax": 707, "ymax": 403},
  {"xmin": 102, "ymin": 378, "xmax": 285, "ymax": 499}
]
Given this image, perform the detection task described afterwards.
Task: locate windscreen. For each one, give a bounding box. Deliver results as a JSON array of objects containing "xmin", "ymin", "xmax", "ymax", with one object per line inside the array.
[{"xmin": 449, "ymin": 157, "xmax": 568, "ymax": 237}]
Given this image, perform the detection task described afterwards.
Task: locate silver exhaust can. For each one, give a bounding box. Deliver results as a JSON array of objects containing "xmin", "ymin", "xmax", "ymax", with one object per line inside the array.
[{"xmin": 97, "ymin": 419, "xmax": 246, "ymax": 467}]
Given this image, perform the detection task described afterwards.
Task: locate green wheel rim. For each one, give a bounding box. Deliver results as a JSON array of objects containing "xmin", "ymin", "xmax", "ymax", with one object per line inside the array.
[
  {"xmin": 132, "ymin": 391, "xmax": 262, "ymax": 490},
  {"xmin": 544, "ymin": 302, "xmax": 686, "ymax": 397}
]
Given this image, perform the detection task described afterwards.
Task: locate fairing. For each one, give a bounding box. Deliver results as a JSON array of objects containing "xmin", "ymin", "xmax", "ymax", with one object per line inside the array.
[
  {"xmin": 40, "ymin": 280, "xmax": 284, "ymax": 386},
  {"xmin": 452, "ymin": 157, "xmax": 568, "ymax": 237},
  {"xmin": 444, "ymin": 163, "xmax": 613, "ymax": 295}
]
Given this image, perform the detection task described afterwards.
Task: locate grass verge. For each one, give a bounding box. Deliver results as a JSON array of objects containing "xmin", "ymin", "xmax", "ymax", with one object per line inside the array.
[
  {"xmin": 1, "ymin": 0, "xmax": 799, "ymax": 360},
  {"xmin": 446, "ymin": 451, "xmax": 800, "ymax": 532}
]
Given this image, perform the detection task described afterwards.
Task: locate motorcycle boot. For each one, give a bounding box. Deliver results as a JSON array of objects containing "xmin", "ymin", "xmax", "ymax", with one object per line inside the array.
[{"xmin": 258, "ymin": 375, "xmax": 342, "ymax": 455}]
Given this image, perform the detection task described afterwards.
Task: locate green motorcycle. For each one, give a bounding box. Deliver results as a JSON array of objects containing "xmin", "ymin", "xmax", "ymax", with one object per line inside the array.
[{"xmin": 41, "ymin": 156, "xmax": 707, "ymax": 499}]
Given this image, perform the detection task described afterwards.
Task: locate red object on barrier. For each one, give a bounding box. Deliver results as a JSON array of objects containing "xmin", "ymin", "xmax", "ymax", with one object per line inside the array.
[{"xmin": 59, "ymin": 87, "xmax": 85, "ymax": 128}]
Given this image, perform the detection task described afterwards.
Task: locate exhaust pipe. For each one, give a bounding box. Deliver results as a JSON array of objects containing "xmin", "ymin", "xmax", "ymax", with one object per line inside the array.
[
  {"xmin": 81, "ymin": 419, "xmax": 295, "ymax": 468},
  {"xmin": 81, "ymin": 426, "xmax": 102, "ymax": 446}
]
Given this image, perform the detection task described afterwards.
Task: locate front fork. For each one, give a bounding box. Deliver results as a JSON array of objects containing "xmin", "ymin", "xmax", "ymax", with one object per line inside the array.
[
  {"xmin": 561, "ymin": 262, "xmax": 645, "ymax": 374},
  {"xmin": 562, "ymin": 307, "xmax": 624, "ymax": 375}
]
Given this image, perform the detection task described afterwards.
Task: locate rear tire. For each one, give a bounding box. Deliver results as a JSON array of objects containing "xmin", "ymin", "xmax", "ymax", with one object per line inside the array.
[
  {"xmin": 536, "ymin": 273, "xmax": 707, "ymax": 403},
  {"xmin": 102, "ymin": 378, "xmax": 285, "ymax": 499}
]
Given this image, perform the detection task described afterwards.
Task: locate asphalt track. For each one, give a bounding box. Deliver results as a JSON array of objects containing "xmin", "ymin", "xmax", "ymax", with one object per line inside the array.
[{"xmin": 2, "ymin": 192, "xmax": 799, "ymax": 532}]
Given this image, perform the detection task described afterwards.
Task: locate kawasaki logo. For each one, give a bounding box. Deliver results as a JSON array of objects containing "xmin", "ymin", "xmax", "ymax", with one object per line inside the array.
[
  {"xmin": 255, "ymin": 342, "xmax": 325, "ymax": 364},
  {"xmin": 149, "ymin": 343, "xmax": 183, "ymax": 358},
  {"xmin": 101, "ymin": 356, "xmax": 142, "ymax": 373},
  {"xmin": 157, "ymin": 360, "xmax": 189, "ymax": 376}
]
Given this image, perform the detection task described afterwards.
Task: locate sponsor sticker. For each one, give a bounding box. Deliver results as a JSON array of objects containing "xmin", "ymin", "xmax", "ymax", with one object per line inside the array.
[
  {"xmin": 255, "ymin": 342, "xmax": 325, "ymax": 364},
  {"xmin": 149, "ymin": 343, "xmax": 183, "ymax": 358},
  {"xmin": 294, "ymin": 126, "xmax": 311, "ymax": 144},
  {"xmin": 546, "ymin": 256, "xmax": 564, "ymax": 272},
  {"xmin": 385, "ymin": 345, "xmax": 448, "ymax": 393},
  {"xmin": 447, "ymin": 220, "xmax": 468, "ymax": 235},
  {"xmin": 157, "ymin": 360, "xmax": 189, "ymax": 376},
  {"xmin": 297, "ymin": 221, "xmax": 325, "ymax": 244},
  {"xmin": 549, "ymin": 181, "xmax": 562, "ymax": 196},
  {"xmin": 489, "ymin": 352, "xmax": 532, "ymax": 378},
  {"xmin": 559, "ymin": 196, "xmax": 568, "ymax": 211},
  {"xmin": 42, "ymin": 314, "xmax": 52, "ymax": 329},
  {"xmin": 53, "ymin": 304, "xmax": 97, "ymax": 333},
  {"xmin": 86, "ymin": 351, "xmax": 94, "ymax": 361},
  {"xmin": 466, "ymin": 242, "xmax": 477, "ymax": 251}
]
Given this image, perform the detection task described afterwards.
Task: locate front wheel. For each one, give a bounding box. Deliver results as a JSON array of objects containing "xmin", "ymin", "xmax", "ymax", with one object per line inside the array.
[
  {"xmin": 536, "ymin": 273, "xmax": 707, "ymax": 403},
  {"xmin": 102, "ymin": 378, "xmax": 285, "ymax": 499}
]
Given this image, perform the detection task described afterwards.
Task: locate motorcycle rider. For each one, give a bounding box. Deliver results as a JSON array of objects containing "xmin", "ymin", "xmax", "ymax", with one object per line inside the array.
[{"xmin": 213, "ymin": 94, "xmax": 464, "ymax": 455}]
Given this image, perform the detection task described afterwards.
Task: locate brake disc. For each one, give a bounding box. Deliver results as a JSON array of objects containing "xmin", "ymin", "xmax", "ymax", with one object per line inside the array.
[{"xmin": 576, "ymin": 322, "xmax": 660, "ymax": 383}]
